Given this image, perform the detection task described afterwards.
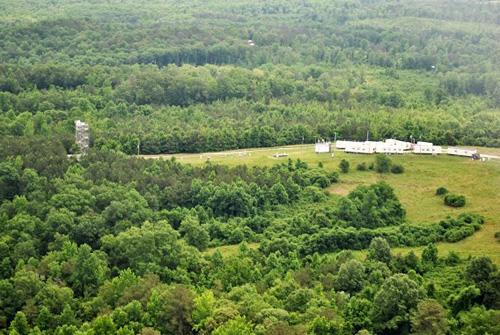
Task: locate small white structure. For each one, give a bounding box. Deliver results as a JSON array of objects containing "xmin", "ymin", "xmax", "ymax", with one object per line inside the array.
[
  {"xmin": 315, "ymin": 140, "xmax": 331, "ymax": 154},
  {"xmin": 447, "ymin": 147, "xmax": 477, "ymax": 157}
]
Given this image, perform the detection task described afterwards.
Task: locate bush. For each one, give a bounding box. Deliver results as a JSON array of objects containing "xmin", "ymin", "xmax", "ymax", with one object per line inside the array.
[
  {"xmin": 339, "ymin": 159, "xmax": 350, "ymax": 173},
  {"xmin": 368, "ymin": 163, "xmax": 374, "ymax": 170},
  {"xmin": 391, "ymin": 164, "xmax": 404, "ymax": 174},
  {"xmin": 436, "ymin": 187, "xmax": 448, "ymax": 195},
  {"xmin": 375, "ymin": 155, "xmax": 392, "ymax": 173},
  {"xmin": 444, "ymin": 194, "xmax": 466, "ymax": 207},
  {"xmin": 356, "ymin": 162, "xmax": 367, "ymax": 171}
]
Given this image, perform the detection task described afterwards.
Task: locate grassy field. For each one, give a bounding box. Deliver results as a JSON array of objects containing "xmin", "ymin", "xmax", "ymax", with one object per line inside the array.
[{"xmin": 140, "ymin": 145, "xmax": 500, "ymax": 263}]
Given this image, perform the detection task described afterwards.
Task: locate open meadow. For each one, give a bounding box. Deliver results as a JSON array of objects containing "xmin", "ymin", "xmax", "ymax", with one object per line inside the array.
[{"xmin": 142, "ymin": 145, "xmax": 500, "ymax": 263}]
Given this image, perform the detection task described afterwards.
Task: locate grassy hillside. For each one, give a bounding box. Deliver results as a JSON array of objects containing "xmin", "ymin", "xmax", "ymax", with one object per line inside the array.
[{"xmin": 145, "ymin": 145, "xmax": 500, "ymax": 262}]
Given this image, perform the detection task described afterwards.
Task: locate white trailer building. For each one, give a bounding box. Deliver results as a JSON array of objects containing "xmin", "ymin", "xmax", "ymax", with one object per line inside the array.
[
  {"xmin": 447, "ymin": 147, "xmax": 477, "ymax": 157},
  {"xmin": 412, "ymin": 142, "xmax": 443, "ymax": 155},
  {"xmin": 413, "ymin": 145, "xmax": 442, "ymax": 154},
  {"xmin": 385, "ymin": 139, "xmax": 412, "ymax": 151},
  {"xmin": 375, "ymin": 142, "xmax": 404, "ymax": 154},
  {"xmin": 315, "ymin": 140, "xmax": 331, "ymax": 153},
  {"xmin": 335, "ymin": 140, "xmax": 350, "ymax": 149},
  {"xmin": 345, "ymin": 141, "xmax": 379, "ymax": 154}
]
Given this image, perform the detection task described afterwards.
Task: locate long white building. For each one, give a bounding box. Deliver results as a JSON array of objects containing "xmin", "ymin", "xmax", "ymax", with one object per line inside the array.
[
  {"xmin": 447, "ymin": 147, "xmax": 477, "ymax": 157},
  {"xmin": 413, "ymin": 141, "xmax": 442, "ymax": 154},
  {"xmin": 340, "ymin": 139, "xmax": 412, "ymax": 155},
  {"xmin": 344, "ymin": 141, "xmax": 379, "ymax": 154}
]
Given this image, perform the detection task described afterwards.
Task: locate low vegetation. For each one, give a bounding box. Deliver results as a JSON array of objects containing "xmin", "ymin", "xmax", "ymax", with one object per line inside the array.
[
  {"xmin": 436, "ymin": 187, "xmax": 449, "ymax": 196},
  {"xmin": 444, "ymin": 194, "xmax": 467, "ymax": 208}
]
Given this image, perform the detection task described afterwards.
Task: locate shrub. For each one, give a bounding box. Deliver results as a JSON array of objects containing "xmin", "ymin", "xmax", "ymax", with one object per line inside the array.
[
  {"xmin": 368, "ymin": 163, "xmax": 374, "ymax": 170},
  {"xmin": 436, "ymin": 187, "xmax": 448, "ymax": 195},
  {"xmin": 356, "ymin": 162, "xmax": 367, "ymax": 171},
  {"xmin": 339, "ymin": 159, "xmax": 350, "ymax": 173},
  {"xmin": 391, "ymin": 164, "xmax": 404, "ymax": 174},
  {"xmin": 444, "ymin": 194, "xmax": 466, "ymax": 207},
  {"xmin": 375, "ymin": 155, "xmax": 392, "ymax": 173}
]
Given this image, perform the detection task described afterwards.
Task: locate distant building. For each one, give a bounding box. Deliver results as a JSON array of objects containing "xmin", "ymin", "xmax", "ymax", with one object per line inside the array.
[
  {"xmin": 345, "ymin": 141, "xmax": 378, "ymax": 154},
  {"xmin": 447, "ymin": 147, "xmax": 477, "ymax": 157},
  {"xmin": 336, "ymin": 140, "xmax": 356, "ymax": 149},
  {"xmin": 375, "ymin": 142, "xmax": 404, "ymax": 154},
  {"xmin": 413, "ymin": 141, "xmax": 442, "ymax": 154},
  {"xmin": 385, "ymin": 139, "xmax": 412, "ymax": 151},
  {"xmin": 75, "ymin": 120, "xmax": 89, "ymax": 154},
  {"xmin": 315, "ymin": 140, "xmax": 331, "ymax": 153}
]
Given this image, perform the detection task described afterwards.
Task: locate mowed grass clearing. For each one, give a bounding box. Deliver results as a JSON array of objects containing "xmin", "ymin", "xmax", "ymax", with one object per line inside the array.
[{"xmin": 140, "ymin": 145, "xmax": 500, "ymax": 263}]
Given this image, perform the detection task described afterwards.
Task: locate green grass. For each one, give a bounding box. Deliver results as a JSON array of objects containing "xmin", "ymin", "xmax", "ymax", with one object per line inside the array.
[
  {"xmin": 204, "ymin": 243, "xmax": 260, "ymax": 258},
  {"xmin": 142, "ymin": 145, "xmax": 500, "ymax": 263}
]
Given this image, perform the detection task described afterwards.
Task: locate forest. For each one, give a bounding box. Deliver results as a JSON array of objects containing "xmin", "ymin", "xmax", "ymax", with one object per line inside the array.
[
  {"xmin": 0, "ymin": 0, "xmax": 500, "ymax": 153},
  {"xmin": 0, "ymin": 140, "xmax": 499, "ymax": 335},
  {"xmin": 1, "ymin": 0, "xmax": 500, "ymax": 334}
]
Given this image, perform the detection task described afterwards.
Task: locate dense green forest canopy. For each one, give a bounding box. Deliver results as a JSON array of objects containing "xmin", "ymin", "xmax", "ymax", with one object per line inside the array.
[
  {"xmin": 0, "ymin": 0, "xmax": 500, "ymax": 153},
  {"xmin": 1, "ymin": 0, "xmax": 500, "ymax": 334},
  {"xmin": 0, "ymin": 141, "xmax": 499, "ymax": 335}
]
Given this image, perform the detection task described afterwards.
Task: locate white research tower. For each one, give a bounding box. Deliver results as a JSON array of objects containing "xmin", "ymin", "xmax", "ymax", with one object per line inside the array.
[{"xmin": 75, "ymin": 120, "xmax": 90, "ymax": 154}]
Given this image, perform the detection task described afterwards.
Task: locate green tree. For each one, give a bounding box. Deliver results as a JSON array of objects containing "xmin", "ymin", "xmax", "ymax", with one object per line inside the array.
[
  {"xmin": 0, "ymin": 160, "xmax": 22, "ymax": 201},
  {"xmin": 374, "ymin": 155, "xmax": 392, "ymax": 173},
  {"xmin": 212, "ymin": 316, "xmax": 255, "ymax": 335},
  {"xmin": 336, "ymin": 259, "xmax": 365, "ymax": 293},
  {"xmin": 36, "ymin": 307, "xmax": 54, "ymax": 332},
  {"xmin": 10, "ymin": 312, "xmax": 30, "ymax": 335},
  {"xmin": 367, "ymin": 237, "xmax": 392, "ymax": 264},
  {"xmin": 92, "ymin": 315, "xmax": 117, "ymax": 335},
  {"xmin": 339, "ymin": 159, "xmax": 350, "ymax": 173},
  {"xmin": 447, "ymin": 285, "xmax": 481, "ymax": 315},
  {"xmin": 374, "ymin": 274, "xmax": 425, "ymax": 331},
  {"xmin": 179, "ymin": 215, "xmax": 210, "ymax": 251},
  {"xmin": 465, "ymin": 256, "xmax": 499, "ymax": 307},
  {"xmin": 270, "ymin": 182, "xmax": 289, "ymax": 205},
  {"xmin": 193, "ymin": 290, "xmax": 216, "ymax": 332},
  {"xmin": 421, "ymin": 244, "xmax": 439, "ymax": 268},
  {"xmin": 308, "ymin": 316, "xmax": 345, "ymax": 335},
  {"xmin": 158, "ymin": 285, "xmax": 196, "ymax": 335},
  {"xmin": 59, "ymin": 304, "xmax": 77, "ymax": 327},
  {"xmin": 458, "ymin": 306, "xmax": 500, "ymax": 335},
  {"xmin": 71, "ymin": 244, "xmax": 105, "ymax": 297},
  {"xmin": 410, "ymin": 300, "xmax": 448, "ymax": 335}
]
